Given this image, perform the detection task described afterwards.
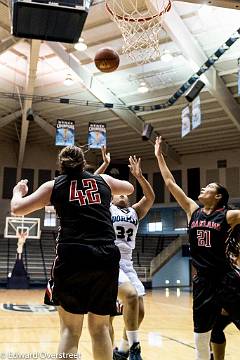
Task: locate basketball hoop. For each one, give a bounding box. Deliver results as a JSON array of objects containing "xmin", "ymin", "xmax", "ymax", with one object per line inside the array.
[{"xmin": 105, "ymin": 0, "xmax": 172, "ymax": 64}]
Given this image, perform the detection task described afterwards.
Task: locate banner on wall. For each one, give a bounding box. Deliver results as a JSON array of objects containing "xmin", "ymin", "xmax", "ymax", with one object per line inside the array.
[
  {"xmin": 192, "ymin": 96, "xmax": 201, "ymax": 130},
  {"xmin": 181, "ymin": 106, "xmax": 191, "ymax": 138},
  {"xmin": 88, "ymin": 122, "xmax": 106, "ymax": 149},
  {"xmin": 55, "ymin": 119, "xmax": 75, "ymax": 146}
]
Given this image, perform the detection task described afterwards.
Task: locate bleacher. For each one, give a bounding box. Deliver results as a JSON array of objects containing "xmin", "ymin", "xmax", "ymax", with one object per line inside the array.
[
  {"xmin": 0, "ymin": 230, "xmax": 56, "ymax": 286},
  {"xmin": 0, "ymin": 231, "xmax": 180, "ymax": 288},
  {"xmin": 132, "ymin": 235, "xmax": 179, "ymax": 283}
]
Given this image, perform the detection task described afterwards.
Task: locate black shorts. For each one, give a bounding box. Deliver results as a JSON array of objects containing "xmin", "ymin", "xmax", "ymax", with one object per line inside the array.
[
  {"xmin": 193, "ymin": 274, "xmax": 222, "ymax": 333},
  {"xmin": 45, "ymin": 242, "xmax": 120, "ymax": 315},
  {"xmin": 218, "ymin": 269, "xmax": 240, "ymax": 328},
  {"xmin": 193, "ymin": 270, "xmax": 240, "ymax": 333}
]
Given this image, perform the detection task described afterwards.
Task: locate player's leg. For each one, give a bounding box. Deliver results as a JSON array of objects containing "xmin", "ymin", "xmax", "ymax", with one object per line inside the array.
[
  {"xmin": 210, "ymin": 312, "xmax": 231, "ymax": 360},
  {"xmin": 193, "ymin": 276, "xmax": 220, "ymax": 360},
  {"xmin": 113, "ymin": 281, "xmax": 140, "ymax": 359},
  {"xmin": 116, "ymin": 264, "xmax": 144, "ymax": 359},
  {"xmin": 57, "ymin": 305, "xmax": 84, "ymax": 355},
  {"xmin": 88, "ymin": 312, "xmax": 113, "ymax": 360},
  {"xmin": 118, "ymin": 281, "xmax": 139, "ymax": 343},
  {"xmin": 138, "ymin": 296, "xmax": 145, "ymax": 328},
  {"xmin": 109, "ymin": 316, "xmax": 115, "ymax": 345},
  {"xmin": 119, "ymin": 296, "xmax": 144, "ymax": 351}
]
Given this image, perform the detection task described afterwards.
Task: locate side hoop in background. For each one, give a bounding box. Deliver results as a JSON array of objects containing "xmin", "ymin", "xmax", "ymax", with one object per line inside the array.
[
  {"xmin": 105, "ymin": 0, "xmax": 172, "ymax": 64},
  {"xmin": 4, "ymin": 217, "xmax": 41, "ymax": 239}
]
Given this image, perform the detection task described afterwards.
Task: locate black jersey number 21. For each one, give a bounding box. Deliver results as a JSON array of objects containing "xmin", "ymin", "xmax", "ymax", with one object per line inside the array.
[
  {"xmin": 197, "ymin": 229, "xmax": 211, "ymax": 248},
  {"xmin": 116, "ymin": 226, "xmax": 133, "ymax": 242}
]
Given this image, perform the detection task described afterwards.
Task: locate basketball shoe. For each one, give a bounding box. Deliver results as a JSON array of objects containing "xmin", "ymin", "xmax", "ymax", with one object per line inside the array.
[
  {"xmin": 129, "ymin": 342, "xmax": 143, "ymax": 360},
  {"xmin": 113, "ymin": 348, "xmax": 129, "ymax": 360}
]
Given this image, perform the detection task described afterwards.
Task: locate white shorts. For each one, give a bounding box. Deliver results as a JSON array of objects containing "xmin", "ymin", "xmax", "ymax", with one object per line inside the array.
[{"xmin": 118, "ymin": 259, "xmax": 145, "ymax": 296}]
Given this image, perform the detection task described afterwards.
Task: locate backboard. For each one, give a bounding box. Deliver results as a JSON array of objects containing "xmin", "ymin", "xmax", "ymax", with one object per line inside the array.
[{"xmin": 4, "ymin": 217, "xmax": 41, "ymax": 239}]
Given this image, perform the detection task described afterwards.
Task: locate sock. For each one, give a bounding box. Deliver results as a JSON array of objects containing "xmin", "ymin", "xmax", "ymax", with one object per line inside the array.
[
  {"xmin": 194, "ymin": 331, "xmax": 211, "ymax": 360},
  {"xmin": 126, "ymin": 330, "xmax": 139, "ymax": 347},
  {"xmin": 118, "ymin": 338, "xmax": 129, "ymax": 353}
]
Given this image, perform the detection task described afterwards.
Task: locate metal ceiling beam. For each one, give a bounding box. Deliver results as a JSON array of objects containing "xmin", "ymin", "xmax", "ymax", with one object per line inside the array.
[
  {"xmin": 160, "ymin": 4, "xmax": 240, "ymax": 130},
  {"xmin": 174, "ymin": 0, "xmax": 240, "ymax": 10},
  {"xmin": 33, "ymin": 114, "xmax": 56, "ymax": 137},
  {"xmin": 0, "ymin": 36, "xmax": 20, "ymax": 55},
  {"xmin": 0, "ymin": 110, "xmax": 22, "ymax": 128},
  {"xmin": 17, "ymin": 40, "xmax": 40, "ymax": 180},
  {"xmin": 47, "ymin": 41, "xmax": 180, "ymax": 162}
]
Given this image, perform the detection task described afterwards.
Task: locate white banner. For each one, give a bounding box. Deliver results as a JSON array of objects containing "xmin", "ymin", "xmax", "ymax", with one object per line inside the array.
[
  {"xmin": 181, "ymin": 106, "xmax": 191, "ymax": 138},
  {"xmin": 192, "ymin": 96, "xmax": 201, "ymax": 130}
]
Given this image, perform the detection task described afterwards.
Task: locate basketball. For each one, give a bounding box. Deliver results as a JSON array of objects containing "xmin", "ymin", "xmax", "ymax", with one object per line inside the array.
[{"xmin": 94, "ymin": 47, "xmax": 120, "ymax": 73}]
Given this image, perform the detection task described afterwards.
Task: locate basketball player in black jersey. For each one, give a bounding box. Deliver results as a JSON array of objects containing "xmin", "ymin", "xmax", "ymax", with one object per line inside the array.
[
  {"xmin": 11, "ymin": 145, "xmax": 134, "ymax": 360},
  {"xmin": 154, "ymin": 136, "xmax": 240, "ymax": 360},
  {"xmin": 210, "ymin": 224, "xmax": 240, "ymax": 360}
]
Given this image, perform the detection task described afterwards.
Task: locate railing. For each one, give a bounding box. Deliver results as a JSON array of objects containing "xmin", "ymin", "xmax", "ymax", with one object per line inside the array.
[
  {"xmin": 134, "ymin": 266, "xmax": 149, "ymax": 282},
  {"xmin": 150, "ymin": 235, "xmax": 188, "ymax": 277}
]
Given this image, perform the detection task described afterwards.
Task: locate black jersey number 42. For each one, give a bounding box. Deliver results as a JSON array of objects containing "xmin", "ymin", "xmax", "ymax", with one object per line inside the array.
[
  {"xmin": 69, "ymin": 179, "xmax": 101, "ymax": 206},
  {"xmin": 116, "ymin": 226, "xmax": 133, "ymax": 242}
]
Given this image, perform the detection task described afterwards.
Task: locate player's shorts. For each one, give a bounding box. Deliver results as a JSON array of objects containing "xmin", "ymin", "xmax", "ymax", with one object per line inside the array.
[
  {"xmin": 118, "ymin": 259, "xmax": 145, "ymax": 296},
  {"xmin": 193, "ymin": 269, "xmax": 240, "ymax": 333},
  {"xmin": 45, "ymin": 242, "xmax": 120, "ymax": 315},
  {"xmin": 192, "ymin": 274, "xmax": 222, "ymax": 333},
  {"xmin": 218, "ymin": 269, "xmax": 240, "ymax": 329}
]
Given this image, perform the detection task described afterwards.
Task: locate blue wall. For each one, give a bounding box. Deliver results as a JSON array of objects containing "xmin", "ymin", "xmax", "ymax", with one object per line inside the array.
[{"xmin": 152, "ymin": 250, "xmax": 190, "ymax": 288}]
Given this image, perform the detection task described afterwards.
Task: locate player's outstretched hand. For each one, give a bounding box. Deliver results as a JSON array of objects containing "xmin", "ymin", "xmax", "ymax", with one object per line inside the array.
[
  {"xmin": 101, "ymin": 145, "xmax": 111, "ymax": 165},
  {"xmin": 154, "ymin": 136, "xmax": 163, "ymax": 158},
  {"xmin": 129, "ymin": 155, "xmax": 142, "ymax": 179}
]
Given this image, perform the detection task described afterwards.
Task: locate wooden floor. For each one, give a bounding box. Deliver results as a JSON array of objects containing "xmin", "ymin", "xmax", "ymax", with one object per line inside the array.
[{"xmin": 0, "ymin": 288, "xmax": 238, "ymax": 359}]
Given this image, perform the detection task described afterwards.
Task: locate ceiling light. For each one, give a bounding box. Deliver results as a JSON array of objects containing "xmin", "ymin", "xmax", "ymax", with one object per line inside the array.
[
  {"xmin": 64, "ymin": 74, "xmax": 74, "ymax": 86},
  {"xmin": 138, "ymin": 81, "xmax": 149, "ymax": 93},
  {"xmin": 161, "ymin": 50, "xmax": 173, "ymax": 62},
  {"xmin": 74, "ymin": 38, "xmax": 88, "ymax": 51}
]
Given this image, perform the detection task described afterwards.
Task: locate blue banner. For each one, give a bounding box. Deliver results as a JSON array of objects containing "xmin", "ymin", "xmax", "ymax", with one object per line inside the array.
[
  {"xmin": 55, "ymin": 119, "xmax": 75, "ymax": 146},
  {"xmin": 88, "ymin": 122, "xmax": 106, "ymax": 149}
]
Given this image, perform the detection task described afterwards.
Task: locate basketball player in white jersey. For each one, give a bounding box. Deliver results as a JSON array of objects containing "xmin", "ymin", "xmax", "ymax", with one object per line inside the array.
[{"xmin": 96, "ymin": 148, "xmax": 155, "ymax": 360}]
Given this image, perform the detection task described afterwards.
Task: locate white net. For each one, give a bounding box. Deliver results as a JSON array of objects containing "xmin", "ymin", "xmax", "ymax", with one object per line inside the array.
[{"xmin": 106, "ymin": 0, "xmax": 172, "ymax": 64}]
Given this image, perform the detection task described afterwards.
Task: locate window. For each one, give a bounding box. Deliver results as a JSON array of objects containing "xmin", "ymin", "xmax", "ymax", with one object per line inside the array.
[
  {"xmin": 38, "ymin": 169, "xmax": 52, "ymax": 187},
  {"xmin": 148, "ymin": 222, "xmax": 162, "ymax": 232},
  {"xmin": 153, "ymin": 172, "xmax": 164, "ymax": 203},
  {"xmin": 21, "ymin": 169, "xmax": 34, "ymax": 194},
  {"xmin": 44, "ymin": 206, "xmax": 56, "ymax": 227},
  {"xmin": 187, "ymin": 168, "xmax": 200, "ymax": 200},
  {"xmin": 2, "ymin": 167, "xmax": 17, "ymax": 199}
]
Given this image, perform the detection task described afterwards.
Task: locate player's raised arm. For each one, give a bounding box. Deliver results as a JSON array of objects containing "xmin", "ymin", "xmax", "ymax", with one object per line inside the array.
[
  {"xmin": 129, "ymin": 155, "xmax": 155, "ymax": 220},
  {"xmin": 94, "ymin": 145, "xmax": 111, "ymax": 175},
  {"xmin": 154, "ymin": 136, "xmax": 198, "ymax": 220},
  {"xmin": 101, "ymin": 174, "xmax": 134, "ymax": 196},
  {"xmin": 11, "ymin": 180, "xmax": 54, "ymax": 216}
]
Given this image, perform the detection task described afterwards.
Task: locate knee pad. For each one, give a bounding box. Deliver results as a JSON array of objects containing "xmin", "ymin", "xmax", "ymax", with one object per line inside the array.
[{"xmin": 194, "ymin": 331, "xmax": 211, "ymax": 360}]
